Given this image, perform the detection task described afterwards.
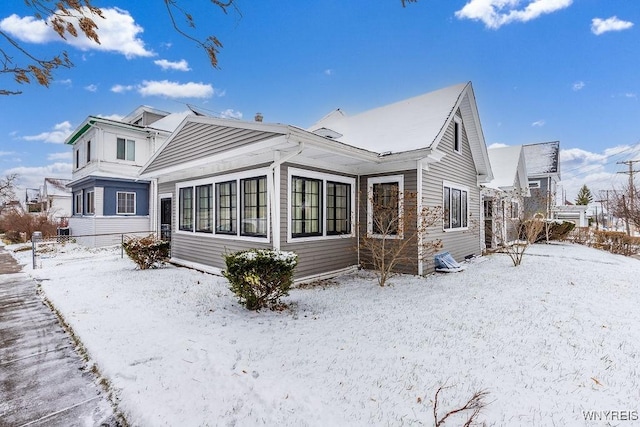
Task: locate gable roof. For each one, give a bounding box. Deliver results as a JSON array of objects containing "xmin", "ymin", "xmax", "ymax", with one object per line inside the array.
[
  {"xmin": 309, "ymin": 82, "xmax": 493, "ymax": 182},
  {"xmin": 486, "ymin": 145, "xmax": 529, "ymax": 195},
  {"xmin": 43, "ymin": 178, "xmax": 72, "ymax": 197},
  {"xmin": 522, "ymin": 141, "xmax": 560, "ymax": 179}
]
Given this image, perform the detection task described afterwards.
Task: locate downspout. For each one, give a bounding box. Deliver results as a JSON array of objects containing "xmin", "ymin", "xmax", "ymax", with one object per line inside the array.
[{"xmin": 269, "ymin": 141, "xmax": 304, "ymax": 250}]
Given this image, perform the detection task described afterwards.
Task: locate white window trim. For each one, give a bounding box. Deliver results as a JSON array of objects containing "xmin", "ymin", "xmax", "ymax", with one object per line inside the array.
[
  {"xmin": 443, "ymin": 180, "xmax": 469, "ymax": 232},
  {"xmin": 116, "ymin": 137, "xmax": 136, "ymax": 162},
  {"xmin": 86, "ymin": 190, "xmax": 95, "ymax": 215},
  {"xmin": 528, "ymin": 180, "xmax": 541, "ymax": 189},
  {"xmin": 367, "ymin": 175, "xmax": 405, "ymax": 239},
  {"xmin": 174, "ymin": 168, "xmax": 271, "ymax": 243},
  {"xmin": 116, "ymin": 191, "xmax": 136, "ymax": 215},
  {"xmin": 286, "ymin": 167, "xmax": 356, "ymax": 243},
  {"xmin": 74, "ymin": 192, "xmax": 83, "ymax": 215},
  {"xmin": 453, "ymin": 116, "xmax": 462, "ymax": 154}
]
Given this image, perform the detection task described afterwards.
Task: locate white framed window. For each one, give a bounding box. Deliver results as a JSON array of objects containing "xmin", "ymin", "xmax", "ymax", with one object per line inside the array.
[
  {"xmin": 86, "ymin": 140, "xmax": 91, "ymax": 163},
  {"xmin": 116, "ymin": 192, "xmax": 136, "ymax": 215},
  {"xmin": 176, "ymin": 168, "xmax": 271, "ymax": 242},
  {"xmin": 75, "ymin": 149, "xmax": 80, "ymax": 169},
  {"xmin": 367, "ymin": 175, "xmax": 404, "ymax": 238},
  {"xmin": 74, "ymin": 192, "xmax": 83, "ymax": 215},
  {"xmin": 287, "ymin": 167, "xmax": 355, "ymax": 242},
  {"xmin": 443, "ymin": 182, "xmax": 468, "ymax": 230},
  {"xmin": 528, "ymin": 180, "xmax": 541, "ymax": 189},
  {"xmin": 86, "ymin": 191, "xmax": 95, "ymax": 214},
  {"xmin": 116, "ymin": 138, "xmax": 136, "ymax": 161},
  {"xmin": 453, "ymin": 116, "xmax": 462, "ymax": 153},
  {"xmin": 510, "ymin": 201, "xmax": 520, "ymax": 219}
]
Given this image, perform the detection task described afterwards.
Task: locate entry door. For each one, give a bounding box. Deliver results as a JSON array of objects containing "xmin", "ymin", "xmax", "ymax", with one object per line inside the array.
[
  {"xmin": 160, "ymin": 198, "xmax": 172, "ymax": 241},
  {"xmin": 483, "ymin": 200, "xmax": 493, "ymax": 248}
]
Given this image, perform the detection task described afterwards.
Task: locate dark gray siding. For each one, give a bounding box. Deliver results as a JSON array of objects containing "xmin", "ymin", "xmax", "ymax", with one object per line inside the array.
[
  {"xmin": 279, "ymin": 163, "xmax": 359, "ymax": 279},
  {"xmin": 423, "ymin": 109, "xmax": 482, "ymax": 272},
  {"xmin": 145, "ymin": 123, "xmax": 281, "ymax": 173},
  {"xmin": 358, "ymin": 169, "xmax": 419, "ymax": 275},
  {"xmin": 524, "ymin": 177, "xmax": 551, "ymax": 218}
]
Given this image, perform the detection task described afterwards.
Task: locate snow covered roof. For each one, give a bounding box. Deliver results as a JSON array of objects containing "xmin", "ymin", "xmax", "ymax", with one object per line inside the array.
[
  {"xmin": 43, "ymin": 178, "xmax": 71, "ymax": 197},
  {"xmin": 486, "ymin": 145, "xmax": 528, "ymax": 194},
  {"xmin": 523, "ymin": 141, "xmax": 560, "ymax": 178},
  {"xmin": 309, "ymin": 83, "xmax": 468, "ymax": 153}
]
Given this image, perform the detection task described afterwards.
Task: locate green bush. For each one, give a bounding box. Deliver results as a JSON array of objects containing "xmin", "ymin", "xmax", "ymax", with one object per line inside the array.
[
  {"xmin": 223, "ymin": 249, "xmax": 298, "ymax": 310},
  {"xmin": 122, "ymin": 234, "xmax": 170, "ymax": 270}
]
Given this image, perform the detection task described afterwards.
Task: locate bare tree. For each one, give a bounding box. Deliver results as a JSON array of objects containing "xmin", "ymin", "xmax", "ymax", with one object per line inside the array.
[
  {"xmin": 359, "ymin": 189, "xmax": 442, "ymax": 286},
  {"xmin": 610, "ymin": 183, "xmax": 640, "ymax": 235},
  {"xmin": 0, "ymin": 173, "xmax": 18, "ymax": 213},
  {"xmin": 2, "ymin": 1, "xmax": 417, "ymax": 95}
]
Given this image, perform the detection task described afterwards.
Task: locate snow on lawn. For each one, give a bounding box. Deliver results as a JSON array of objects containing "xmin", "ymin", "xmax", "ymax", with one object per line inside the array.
[{"xmin": 11, "ymin": 242, "xmax": 640, "ymax": 426}]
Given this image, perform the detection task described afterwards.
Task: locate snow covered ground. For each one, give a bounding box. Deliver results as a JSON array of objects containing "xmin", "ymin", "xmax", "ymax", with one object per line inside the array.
[{"xmin": 10, "ymin": 242, "xmax": 640, "ymax": 426}]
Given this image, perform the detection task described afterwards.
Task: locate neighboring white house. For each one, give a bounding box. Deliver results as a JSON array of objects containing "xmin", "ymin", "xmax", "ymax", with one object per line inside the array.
[
  {"xmin": 41, "ymin": 178, "xmax": 72, "ymax": 223},
  {"xmin": 483, "ymin": 145, "xmax": 530, "ymax": 250},
  {"xmin": 66, "ymin": 106, "xmax": 193, "ymax": 246}
]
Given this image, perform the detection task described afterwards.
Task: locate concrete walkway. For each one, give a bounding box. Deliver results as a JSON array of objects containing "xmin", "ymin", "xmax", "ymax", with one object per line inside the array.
[{"xmin": 0, "ymin": 247, "xmax": 119, "ymax": 426}]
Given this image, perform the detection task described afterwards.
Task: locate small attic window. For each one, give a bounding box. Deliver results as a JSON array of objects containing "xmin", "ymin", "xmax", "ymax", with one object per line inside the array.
[{"xmin": 453, "ymin": 117, "xmax": 462, "ymax": 153}]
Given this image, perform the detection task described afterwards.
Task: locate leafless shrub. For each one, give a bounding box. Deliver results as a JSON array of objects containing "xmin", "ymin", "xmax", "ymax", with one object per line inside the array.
[
  {"xmin": 359, "ymin": 190, "xmax": 442, "ymax": 286},
  {"xmin": 433, "ymin": 383, "xmax": 490, "ymax": 427}
]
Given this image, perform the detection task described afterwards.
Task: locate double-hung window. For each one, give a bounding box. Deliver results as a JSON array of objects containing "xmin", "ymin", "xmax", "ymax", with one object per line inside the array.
[
  {"xmin": 327, "ymin": 181, "xmax": 351, "ymax": 235},
  {"xmin": 291, "ymin": 176, "xmax": 322, "ymax": 237},
  {"xmin": 179, "ymin": 187, "xmax": 193, "ymax": 231},
  {"xmin": 443, "ymin": 184, "xmax": 468, "ymax": 230},
  {"xmin": 116, "ymin": 138, "xmax": 135, "ymax": 161},
  {"xmin": 75, "ymin": 192, "xmax": 83, "ymax": 215},
  {"xmin": 195, "ymin": 185, "xmax": 213, "ymax": 232},
  {"xmin": 116, "ymin": 192, "xmax": 136, "ymax": 215},
  {"xmin": 215, "ymin": 181, "xmax": 237, "ymax": 234},
  {"xmin": 86, "ymin": 191, "xmax": 95, "ymax": 214},
  {"xmin": 241, "ymin": 176, "xmax": 267, "ymax": 237}
]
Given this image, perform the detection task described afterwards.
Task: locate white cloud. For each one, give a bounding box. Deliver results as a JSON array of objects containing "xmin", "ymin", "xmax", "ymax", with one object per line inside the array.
[
  {"xmin": 591, "ymin": 16, "xmax": 634, "ymax": 35},
  {"xmin": 455, "ymin": 0, "xmax": 573, "ymax": 29},
  {"xmin": 624, "ymin": 93, "xmax": 637, "ymax": 99},
  {"xmin": 47, "ymin": 152, "xmax": 72, "ymax": 161},
  {"xmin": 137, "ymin": 80, "xmax": 215, "ymax": 98},
  {"xmin": 572, "ymin": 81, "xmax": 585, "ymax": 91},
  {"xmin": 0, "ymin": 7, "xmax": 154, "ymax": 58},
  {"xmin": 21, "ymin": 121, "xmax": 73, "ymax": 144},
  {"xmin": 97, "ymin": 114, "xmax": 124, "ymax": 121},
  {"xmin": 154, "ymin": 59, "xmax": 191, "ymax": 71},
  {"xmin": 2, "ymin": 163, "xmax": 72, "ymax": 195},
  {"xmin": 487, "ymin": 142, "xmax": 509, "ymax": 149},
  {"xmin": 219, "ymin": 109, "xmax": 243, "ymax": 120},
  {"xmin": 0, "ymin": 151, "xmax": 16, "ymax": 157},
  {"xmin": 85, "ymin": 84, "xmax": 98, "ymax": 92},
  {"xmin": 111, "ymin": 84, "xmax": 134, "ymax": 93},
  {"xmin": 324, "ymin": 69, "xmax": 334, "ymax": 76},
  {"xmin": 57, "ymin": 78, "xmax": 72, "ymax": 86},
  {"xmin": 531, "ymin": 119, "xmax": 545, "ymax": 127},
  {"xmin": 560, "ymin": 147, "xmax": 606, "ymax": 164}
]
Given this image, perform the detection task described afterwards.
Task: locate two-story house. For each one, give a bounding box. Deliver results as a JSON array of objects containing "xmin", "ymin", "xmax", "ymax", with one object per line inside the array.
[
  {"xmin": 66, "ymin": 106, "xmax": 191, "ymax": 246},
  {"xmin": 522, "ymin": 141, "xmax": 561, "ymax": 219}
]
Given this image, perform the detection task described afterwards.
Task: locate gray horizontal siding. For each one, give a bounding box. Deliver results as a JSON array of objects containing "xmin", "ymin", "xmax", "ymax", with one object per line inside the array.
[
  {"xmin": 171, "ymin": 233, "xmax": 271, "ymax": 270},
  {"xmin": 423, "ymin": 109, "xmax": 481, "ymax": 273},
  {"xmin": 145, "ymin": 122, "xmax": 280, "ymax": 173},
  {"xmin": 280, "ymin": 163, "xmax": 359, "ymax": 279}
]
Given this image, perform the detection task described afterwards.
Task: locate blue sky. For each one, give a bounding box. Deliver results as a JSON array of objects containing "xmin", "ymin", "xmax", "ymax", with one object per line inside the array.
[{"xmin": 1, "ymin": 0, "xmax": 639, "ymax": 202}]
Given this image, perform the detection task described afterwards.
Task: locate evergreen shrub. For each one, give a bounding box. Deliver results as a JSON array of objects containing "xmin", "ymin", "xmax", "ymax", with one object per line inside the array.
[{"xmin": 223, "ymin": 249, "xmax": 298, "ymax": 310}]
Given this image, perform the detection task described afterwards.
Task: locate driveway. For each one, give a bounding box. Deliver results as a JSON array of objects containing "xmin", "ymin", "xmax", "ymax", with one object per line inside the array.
[{"xmin": 0, "ymin": 247, "xmax": 119, "ymax": 426}]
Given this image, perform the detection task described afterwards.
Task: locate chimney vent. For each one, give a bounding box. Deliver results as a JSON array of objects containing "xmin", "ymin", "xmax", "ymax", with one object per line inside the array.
[{"xmin": 254, "ymin": 112, "xmax": 263, "ymax": 122}]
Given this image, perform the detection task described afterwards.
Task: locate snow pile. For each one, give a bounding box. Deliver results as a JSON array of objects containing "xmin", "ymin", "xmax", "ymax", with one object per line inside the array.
[{"xmin": 11, "ymin": 242, "xmax": 640, "ymax": 426}]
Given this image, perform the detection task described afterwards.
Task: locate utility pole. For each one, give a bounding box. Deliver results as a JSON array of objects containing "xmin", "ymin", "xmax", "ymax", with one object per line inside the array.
[{"xmin": 617, "ymin": 160, "xmax": 640, "ymax": 235}]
